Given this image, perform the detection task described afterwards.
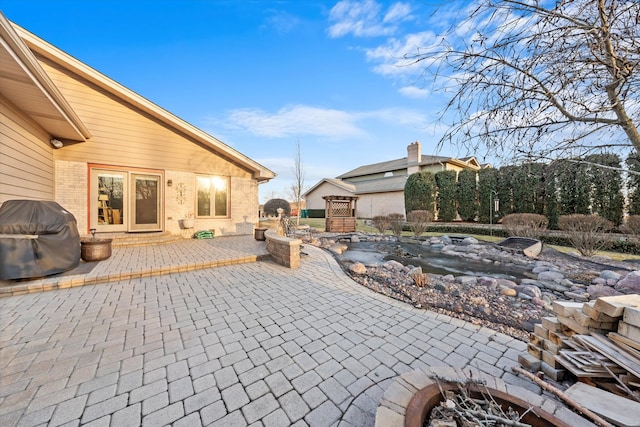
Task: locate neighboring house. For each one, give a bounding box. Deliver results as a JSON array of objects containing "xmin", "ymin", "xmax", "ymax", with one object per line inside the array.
[
  {"xmin": 0, "ymin": 13, "xmax": 275, "ymax": 236},
  {"xmin": 304, "ymin": 141, "xmax": 483, "ymax": 218}
]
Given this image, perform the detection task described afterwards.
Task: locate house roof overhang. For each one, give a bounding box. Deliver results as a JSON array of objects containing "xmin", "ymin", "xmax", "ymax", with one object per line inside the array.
[
  {"xmin": 0, "ymin": 13, "xmax": 90, "ymax": 142},
  {"xmin": 11, "ymin": 20, "xmax": 275, "ymax": 182},
  {"xmin": 302, "ymin": 178, "xmax": 355, "ymax": 198}
]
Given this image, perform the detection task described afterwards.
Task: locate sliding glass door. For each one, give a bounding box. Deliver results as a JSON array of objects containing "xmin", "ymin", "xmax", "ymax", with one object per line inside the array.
[{"xmin": 90, "ymin": 168, "xmax": 163, "ymax": 232}]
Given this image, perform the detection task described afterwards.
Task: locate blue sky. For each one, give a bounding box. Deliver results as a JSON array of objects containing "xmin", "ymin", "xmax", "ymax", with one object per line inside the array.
[{"xmin": 1, "ymin": 0, "xmax": 473, "ymax": 202}]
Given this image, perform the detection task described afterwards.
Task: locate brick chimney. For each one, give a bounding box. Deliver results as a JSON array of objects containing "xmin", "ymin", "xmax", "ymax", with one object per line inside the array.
[{"xmin": 407, "ymin": 141, "xmax": 421, "ymax": 175}]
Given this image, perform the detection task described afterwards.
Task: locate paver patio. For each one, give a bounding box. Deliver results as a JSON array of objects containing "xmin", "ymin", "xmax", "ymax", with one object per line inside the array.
[{"xmin": 0, "ymin": 238, "xmax": 543, "ymax": 426}]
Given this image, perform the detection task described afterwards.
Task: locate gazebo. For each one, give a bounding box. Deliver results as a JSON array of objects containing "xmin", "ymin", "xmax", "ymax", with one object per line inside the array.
[{"xmin": 323, "ymin": 195, "xmax": 358, "ymax": 232}]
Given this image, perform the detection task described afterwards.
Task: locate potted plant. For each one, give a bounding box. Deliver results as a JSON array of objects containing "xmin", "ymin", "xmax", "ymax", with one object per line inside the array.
[{"xmin": 182, "ymin": 212, "xmax": 195, "ymax": 229}]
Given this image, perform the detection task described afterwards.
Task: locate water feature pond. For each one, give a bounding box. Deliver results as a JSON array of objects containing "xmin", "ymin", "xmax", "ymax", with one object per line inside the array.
[{"xmin": 337, "ymin": 240, "xmax": 536, "ymax": 283}]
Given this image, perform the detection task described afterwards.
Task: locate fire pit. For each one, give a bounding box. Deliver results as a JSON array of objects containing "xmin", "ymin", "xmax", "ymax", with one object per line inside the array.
[
  {"xmin": 406, "ymin": 382, "xmax": 569, "ymax": 427},
  {"xmin": 375, "ymin": 367, "xmax": 590, "ymax": 427}
]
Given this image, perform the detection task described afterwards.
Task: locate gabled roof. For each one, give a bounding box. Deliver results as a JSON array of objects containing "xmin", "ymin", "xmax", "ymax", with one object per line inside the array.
[
  {"xmin": 10, "ymin": 19, "xmax": 275, "ymax": 181},
  {"xmin": 0, "ymin": 12, "xmax": 90, "ymax": 141},
  {"xmin": 302, "ymin": 178, "xmax": 355, "ymax": 198},
  {"xmin": 337, "ymin": 154, "xmax": 466, "ymax": 179}
]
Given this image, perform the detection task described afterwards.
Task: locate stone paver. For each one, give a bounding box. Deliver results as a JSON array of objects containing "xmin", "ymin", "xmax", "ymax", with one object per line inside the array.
[{"xmin": 0, "ymin": 236, "xmax": 547, "ymax": 427}]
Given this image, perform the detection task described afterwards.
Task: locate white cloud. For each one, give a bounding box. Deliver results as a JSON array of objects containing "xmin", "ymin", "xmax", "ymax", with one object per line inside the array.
[
  {"xmin": 383, "ymin": 2, "xmax": 412, "ymax": 24},
  {"xmin": 219, "ymin": 105, "xmax": 365, "ymax": 138},
  {"xmin": 365, "ymin": 31, "xmax": 439, "ymax": 79},
  {"xmin": 327, "ymin": 0, "xmax": 412, "ymax": 38},
  {"xmin": 212, "ymin": 104, "xmax": 430, "ymax": 139},
  {"xmin": 263, "ymin": 10, "xmax": 301, "ymax": 34},
  {"xmin": 398, "ymin": 85, "xmax": 430, "ymax": 98}
]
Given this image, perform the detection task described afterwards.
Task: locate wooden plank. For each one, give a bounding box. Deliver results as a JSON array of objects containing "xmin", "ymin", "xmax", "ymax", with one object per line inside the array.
[
  {"xmin": 541, "ymin": 316, "xmax": 563, "ymax": 332},
  {"xmin": 549, "ymin": 329, "xmax": 571, "ymax": 346},
  {"xmin": 609, "ymin": 332, "xmax": 640, "ymax": 352},
  {"xmin": 527, "ymin": 342, "xmax": 542, "ymax": 359},
  {"xmin": 565, "ymin": 382, "xmax": 640, "ymax": 427},
  {"xmin": 534, "ymin": 323, "xmax": 549, "ymax": 339},
  {"xmin": 623, "ymin": 306, "xmax": 640, "ymax": 328},
  {"xmin": 555, "ymin": 354, "xmax": 613, "ymax": 378},
  {"xmin": 618, "ymin": 321, "xmax": 640, "ymax": 343},
  {"xmin": 542, "ymin": 350, "xmax": 562, "ymax": 368},
  {"xmin": 579, "ymin": 333, "xmax": 640, "ymax": 378},
  {"xmin": 583, "ymin": 301, "xmax": 622, "ymax": 322},
  {"xmin": 594, "ymin": 294, "xmax": 640, "ymax": 318},
  {"xmin": 558, "ymin": 315, "xmax": 591, "ymax": 335},
  {"xmin": 518, "ymin": 352, "xmax": 541, "ymax": 372},
  {"xmin": 529, "ymin": 332, "xmax": 544, "ymax": 348},
  {"xmin": 573, "ymin": 310, "xmax": 618, "ymax": 330},
  {"xmin": 553, "ymin": 300, "xmax": 584, "ymax": 317}
]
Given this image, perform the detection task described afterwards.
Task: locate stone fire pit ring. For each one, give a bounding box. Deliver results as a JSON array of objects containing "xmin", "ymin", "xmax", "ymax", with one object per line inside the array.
[{"xmin": 374, "ymin": 366, "xmax": 596, "ymax": 427}]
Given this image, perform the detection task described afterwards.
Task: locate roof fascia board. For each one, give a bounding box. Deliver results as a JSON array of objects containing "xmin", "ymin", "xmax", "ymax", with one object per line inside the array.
[
  {"xmin": 14, "ymin": 23, "xmax": 275, "ymax": 180},
  {"xmin": 1, "ymin": 15, "xmax": 90, "ymax": 140}
]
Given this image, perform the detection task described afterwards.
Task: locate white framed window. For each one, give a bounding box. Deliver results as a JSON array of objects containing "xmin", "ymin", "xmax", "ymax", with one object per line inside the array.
[{"xmin": 196, "ymin": 176, "xmax": 229, "ymax": 218}]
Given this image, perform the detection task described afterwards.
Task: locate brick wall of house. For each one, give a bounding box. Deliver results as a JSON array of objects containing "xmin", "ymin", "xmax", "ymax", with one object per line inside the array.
[{"xmin": 55, "ymin": 160, "xmax": 89, "ymax": 233}]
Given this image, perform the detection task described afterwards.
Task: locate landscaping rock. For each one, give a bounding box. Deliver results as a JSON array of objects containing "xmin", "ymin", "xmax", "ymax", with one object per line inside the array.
[
  {"xmin": 600, "ymin": 270, "xmax": 622, "ymax": 281},
  {"xmin": 614, "ymin": 270, "xmax": 640, "ymax": 293},
  {"xmin": 586, "ymin": 284, "xmax": 622, "ymax": 299},
  {"xmin": 537, "ymin": 270, "xmax": 565, "ymax": 282},
  {"xmin": 461, "ymin": 237, "xmax": 479, "ymax": 245},
  {"xmin": 328, "ymin": 243, "xmax": 348, "ymax": 254},
  {"xmin": 456, "ymin": 276, "xmax": 478, "ymax": 286},
  {"xmin": 515, "ymin": 284, "xmax": 542, "ymax": 298},
  {"xmin": 477, "ymin": 277, "xmax": 498, "ymax": 289},
  {"xmin": 383, "ymin": 260, "xmax": 405, "ymax": 271},
  {"xmin": 349, "ymin": 262, "xmax": 367, "ymax": 275}
]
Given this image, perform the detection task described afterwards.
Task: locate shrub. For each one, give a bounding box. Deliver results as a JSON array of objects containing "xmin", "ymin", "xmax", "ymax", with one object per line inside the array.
[
  {"xmin": 557, "ymin": 214, "xmax": 613, "ymax": 256},
  {"xmin": 622, "ymin": 215, "xmax": 640, "ymax": 235},
  {"xmin": 620, "ymin": 215, "xmax": 640, "ymax": 244},
  {"xmin": 405, "ymin": 171, "xmax": 436, "ymax": 214},
  {"xmin": 406, "ymin": 210, "xmax": 433, "ymax": 237},
  {"xmin": 501, "ymin": 213, "xmax": 548, "ymax": 239},
  {"xmin": 435, "ymin": 170, "xmax": 457, "ymax": 222},
  {"xmin": 263, "ymin": 198, "xmax": 291, "ymax": 217},
  {"xmin": 457, "ymin": 169, "xmax": 478, "ymax": 221},
  {"xmin": 412, "ymin": 272, "xmax": 430, "ymax": 288},
  {"xmin": 372, "ymin": 215, "xmax": 391, "ymax": 234},
  {"xmin": 388, "ymin": 213, "xmax": 405, "ymax": 237}
]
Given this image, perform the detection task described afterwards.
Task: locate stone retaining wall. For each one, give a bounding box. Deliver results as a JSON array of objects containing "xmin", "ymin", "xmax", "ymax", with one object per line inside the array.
[{"xmin": 265, "ymin": 229, "xmax": 301, "ymax": 268}]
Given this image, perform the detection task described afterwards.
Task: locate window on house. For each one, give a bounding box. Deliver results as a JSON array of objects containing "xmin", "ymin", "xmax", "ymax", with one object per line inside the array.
[{"xmin": 196, "ymin": 176, "xmax": 229, "ymax": 217}]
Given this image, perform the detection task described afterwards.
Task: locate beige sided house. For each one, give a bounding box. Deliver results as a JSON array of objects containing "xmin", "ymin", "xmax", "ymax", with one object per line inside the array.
[
  {"xmin": 0, "ymin": 14, "xmax": 274, "ymax": 236},
  {"xmin": 304, "ymin": 142, "xmax": 482, "ymax": 218}
]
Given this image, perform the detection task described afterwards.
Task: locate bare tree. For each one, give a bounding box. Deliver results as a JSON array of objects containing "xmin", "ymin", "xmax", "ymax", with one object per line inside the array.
[
  {"xmin": 290, "ymin": 139, "xmax": 305, "ymax": 225},
  {"xmin": 409, "ymin": 0, "xmax": 640, "ymax": 162}
]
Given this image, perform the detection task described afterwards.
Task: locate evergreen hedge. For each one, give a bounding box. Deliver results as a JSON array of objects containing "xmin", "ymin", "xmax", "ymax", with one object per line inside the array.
[
  {"xmin": 457, "ymin": 169, "xmax": 478, "ymax": 221},
  {"xmin": 404, "ymin": 171, "xmax": 436, "ymax": 214},
  {"xmin": 435, "ymin": 170, "xmax": 457, "ymax": 222}
]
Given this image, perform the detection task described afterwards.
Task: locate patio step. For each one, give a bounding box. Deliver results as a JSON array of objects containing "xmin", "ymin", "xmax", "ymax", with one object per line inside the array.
[{"xmin": 107, "ymin": 232, "xmax": 186, "ymax": 247}]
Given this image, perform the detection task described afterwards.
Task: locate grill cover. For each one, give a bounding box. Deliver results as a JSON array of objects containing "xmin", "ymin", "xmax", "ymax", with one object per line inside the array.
[{"xmin": 0, "ymin": 200, "xmax": 80, "ymax": 280}]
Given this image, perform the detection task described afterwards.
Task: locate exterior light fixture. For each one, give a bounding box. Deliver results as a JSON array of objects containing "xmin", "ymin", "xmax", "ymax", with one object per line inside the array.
[
  {"xmin": 167, "ymin": 179, "xmax": 173, "ymax": 187},
  {"xmin": 50, "ymin": 139, "xmax": 63, "ymax": 148}
]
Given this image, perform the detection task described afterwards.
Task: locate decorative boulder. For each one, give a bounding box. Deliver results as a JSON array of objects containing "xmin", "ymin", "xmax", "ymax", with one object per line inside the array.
[
  {"xmin": 349, "ymin": 262, "xmax": 367, "ymax": 275},
  {"xmin": 586, "ymin": 284, "xmax": 622, "ymax": 299},
  {"xmin": 615, "ymin": 271, "xmax": 640, "ymax": 294}
]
